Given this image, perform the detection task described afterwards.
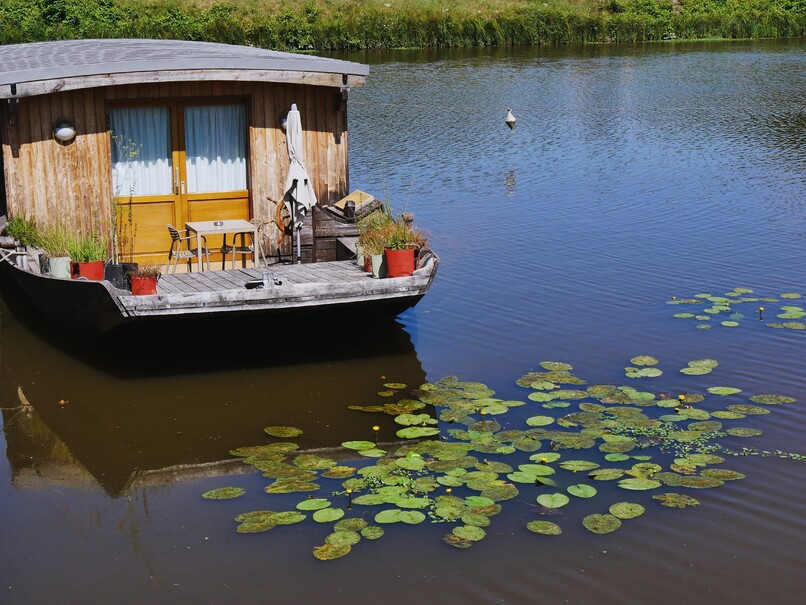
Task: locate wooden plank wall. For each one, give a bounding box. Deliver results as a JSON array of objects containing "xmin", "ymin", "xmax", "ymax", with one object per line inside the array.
[{"xmin": 0, "ymin": 81, "xmax": 350, "ymax": 258}]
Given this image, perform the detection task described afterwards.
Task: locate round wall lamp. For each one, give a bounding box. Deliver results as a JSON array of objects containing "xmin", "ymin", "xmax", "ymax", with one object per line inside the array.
[{"xmin": 53, "ymin": 118, "xmax": 76, "ymax": 143}]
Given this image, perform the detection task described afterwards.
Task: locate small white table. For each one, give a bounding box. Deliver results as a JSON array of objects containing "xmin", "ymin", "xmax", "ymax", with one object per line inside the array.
[{"xmin": 185, "ymin": 219, "xmax": 258, "ymax": 272}]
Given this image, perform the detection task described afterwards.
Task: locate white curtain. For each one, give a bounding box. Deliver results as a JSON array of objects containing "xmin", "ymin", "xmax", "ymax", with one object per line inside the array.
[
  {"xmin": 110, "ymin": 107, "xmax": 172, "ymax": 196},
  {"xmin": 184, "ymin": 105, "xmax": 247, "ymax": 193}
]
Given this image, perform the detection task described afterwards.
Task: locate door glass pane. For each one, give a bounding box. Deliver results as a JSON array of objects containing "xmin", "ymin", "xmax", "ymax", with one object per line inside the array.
[
  {"xmin": 184, "ymin": 104, "xmax": 247, "ymax": 194},
  {"xmin": 110, "ymin": 107, "xmax": 172, "ymax": 196}
]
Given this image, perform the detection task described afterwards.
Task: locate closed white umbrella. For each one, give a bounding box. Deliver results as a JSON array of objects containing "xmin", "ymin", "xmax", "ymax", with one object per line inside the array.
[{"xmin": 283, "ymin": 103, "xmax": 317, "ymax": 264}]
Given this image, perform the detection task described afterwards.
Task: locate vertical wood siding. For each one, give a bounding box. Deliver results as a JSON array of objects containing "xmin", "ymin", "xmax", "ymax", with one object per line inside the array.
[{"xmin": 1, "ymin": 81, "xmax": 350, "ymax": 256}]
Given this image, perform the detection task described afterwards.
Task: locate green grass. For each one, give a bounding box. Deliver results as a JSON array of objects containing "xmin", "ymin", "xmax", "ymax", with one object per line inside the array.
[{"xmin": 0, "ymin": 0, "xmax": 803, "ymax": 48}]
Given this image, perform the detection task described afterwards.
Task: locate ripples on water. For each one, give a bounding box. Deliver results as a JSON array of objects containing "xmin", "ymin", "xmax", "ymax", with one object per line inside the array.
[{"xmin": 0, "ymin": 40, "xmax": 804, "ymax": 605}]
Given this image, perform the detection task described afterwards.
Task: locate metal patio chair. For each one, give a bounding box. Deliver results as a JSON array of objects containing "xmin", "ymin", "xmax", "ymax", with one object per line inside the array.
[
  {"xmin": 220, "ymin": 218, "xmax": 268, "ymax": 270},
  {"xmin": 167, "ymin": 225, "xmax": 211, "ymax": 273}
]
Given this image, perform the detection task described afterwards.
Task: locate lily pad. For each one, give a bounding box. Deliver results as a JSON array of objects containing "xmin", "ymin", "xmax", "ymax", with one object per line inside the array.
[
  {"xmin": 264, "ymin": 426, "xmax": 303, "ymax": 438},
  {"xmin": 361, "ymin": 526, "xmax": 384, "ymax": 540},
  {"xmin": 582, "ymin": 514, "xmax": 621, "ymax": 534},
  {"xmin": 706, "ymin": 387, "xmax": 742, "ymax": 396},
  {"xmin": 526, "ymin": 415, "xmax": 555, "ymax": 427},
  {"xmin": 749, "ymin": 394, "xmax": 795, "ymax": 405},
  {"xmin": 726, "ymin": 428, "xmax": 762, "ymax": 437},
  {"xmin": 443, "ymin": 534, "xmax": 473, "ymax": 549},
  {"xmin": 321, "ymin": 466, "xmax": 357, "ymax": 479},
  {"xmin": 334, "ymin": 518, "xmax": 368, "ymax": 532},
  {"xmin": 609, "ymin": 502, "xmax": 645, "ymax": 519},
  {"xmin": 341, "ymin": 440, "xmax": 376, "ymax": 450},
  {"xmin": 630, "ymin": 356, "xmax": 659, "ymax": 366},
  {"xmin": 589, "ymin": 468, "xmax": 625, "ymax": 481},
  {"xmin": 618, "ymin": 478, "xmax": 661, "ymax": 491},
  {"xmin": 526, "ymin": 520, "xmax": 563, "ymax": 535},
  {"xmin": 653, "ymin": 493, "xmax": 700, "ymax": 508},
  {"xmin": 313, "ymin": 508, "xmax": 345, "ymax": 523},
  {"xmin": 325, "ymin": 530, "xmax": 361, "ymax": 548},
  {"xmin": 567, "ymin": 484, "xmax": 597, "ymax": 498},
  {"xmin": 536, "ymin": 493, "xmax": 570, "ymax": 509},
  {"xmin": 453, "ymin": 525, "xmax": 486, "ymax": 541},
  {"xmin": 312, "ymin": 544, "xmax": 351, "ymax": 560},
  {"xmin": 202, "ymin": 487, "xmax": 245, "ymax": 500},
  {"xmin": 358, "ymin": 448, "xmax": 387, "ymax": 458},
  {"xmin": 530, "ymin": 453, "xmax": 562, "ymax": 463},
  {"xmin": 397, "ymin": 497, "xmax": 431, "ymax": 509},
  {"xmin": 294, "ymin": 454, "xmax": 336, "ymax": 471},
  {"xmin": 396, "ymin": 427, "xmax": 441, "ymax": 439},
  {"xmin": 540, "ymin": 361, "xmax": 573, "ymax": 371},
  {"xmin": 395, "ymin": 413, "xmax": 438, "ymax": 426},
  {"xmin": 296, "ymin": 498, "xmax": 331, "ymax": 511},
  {"xmin": 560, "ymin": 460, "xmax": 600, "ymax": 472}
]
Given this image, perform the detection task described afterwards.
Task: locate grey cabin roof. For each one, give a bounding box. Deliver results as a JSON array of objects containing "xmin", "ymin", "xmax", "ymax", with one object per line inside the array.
[{"xmin": 0, "ymin": 39, "xmax": 369, "ymax": 99}]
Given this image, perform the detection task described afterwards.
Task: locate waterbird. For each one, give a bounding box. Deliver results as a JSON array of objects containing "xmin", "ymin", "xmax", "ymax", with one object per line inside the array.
[{"xmin": 505, "ymin": 108, "xmax": 516, "ymax": 131}]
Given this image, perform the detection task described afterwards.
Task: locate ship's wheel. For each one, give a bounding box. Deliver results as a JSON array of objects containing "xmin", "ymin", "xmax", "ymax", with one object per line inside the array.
[{"xmin": 271, "ymin": 198, "xmax": 293, "ymax": 245}]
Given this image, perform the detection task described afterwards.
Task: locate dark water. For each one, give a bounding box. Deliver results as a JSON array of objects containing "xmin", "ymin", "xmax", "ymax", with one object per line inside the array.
[{"xmin": 1, "ymin": 40, "xmax": 805, "ymax": 604}]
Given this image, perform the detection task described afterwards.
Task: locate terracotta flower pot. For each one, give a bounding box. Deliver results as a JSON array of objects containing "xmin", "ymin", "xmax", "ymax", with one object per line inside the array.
[
  {"xmin": 71, "ymin": 260, "xmax": 105, "ymax": 281},
  {"xmin": 384, "ymin": 248, "xmax": 416, "ymax": 278},
  {"xmin": 130, "ymin": 275, "xmax": 159, "ymax": 296}
]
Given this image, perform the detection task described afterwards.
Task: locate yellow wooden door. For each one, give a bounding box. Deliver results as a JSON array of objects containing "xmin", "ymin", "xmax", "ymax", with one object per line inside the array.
[{"xmin": 111, "ymin": 102, "xmax": 249, "ymax": 266}]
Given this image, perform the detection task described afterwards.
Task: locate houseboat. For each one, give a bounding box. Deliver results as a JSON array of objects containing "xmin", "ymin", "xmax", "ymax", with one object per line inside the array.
[{"xmin": 0, "ymin": 39, "xmax": 437, "ymax": 336}]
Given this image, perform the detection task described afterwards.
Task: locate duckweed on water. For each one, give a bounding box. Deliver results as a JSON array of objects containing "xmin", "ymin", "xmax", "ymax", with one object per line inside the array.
[{"xmin": 206, "ymin": 357, "xmax": 801, "ymax": 560}]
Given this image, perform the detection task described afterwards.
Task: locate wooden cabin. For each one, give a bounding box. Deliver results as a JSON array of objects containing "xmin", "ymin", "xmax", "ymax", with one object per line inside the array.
[{"xmin": 0, "ymin": 39, "xmax": 369, "ymax": 264}]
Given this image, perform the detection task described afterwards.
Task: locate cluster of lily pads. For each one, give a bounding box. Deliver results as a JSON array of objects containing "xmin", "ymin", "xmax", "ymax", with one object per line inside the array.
[
  {"xmin": 202, "ymin": 357, "xmax": 798, "ymax": 560},
  {"xmin": 667, "ymin": 288, "xmax": 805, "ymax": 330}
]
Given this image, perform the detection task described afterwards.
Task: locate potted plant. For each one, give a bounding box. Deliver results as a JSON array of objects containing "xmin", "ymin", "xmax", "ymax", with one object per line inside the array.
[
  {"xmin": 361, "ymin": 228, "xmax": 388, "ymax": 279},
  {"xmin": 39, "ymin": 223, "xmax": 73, "ymax": 279},
  {"xmin": 67, "ymin": 233, "xmax": 107, "ymax": 281},
  {"xmin": 3, "ymin": 216, "xmax": 41, "ymax": 269},
  {"xmin": 128, "ymin": 263, "xmax": 161, "ymax": 296},
  {"xmin": 106, "ymin": 134, "xmax": 140, "ymax": 288},
  {"xmin": 357, "ymin": 207, "xmax": 394, "ymax": 275},
  {"xmin": 383, "ymin": 214, "xmax": 427, "ymax": 278},
  {"xmin": 4, "ymin": 216, "xmax": 41, "ymax": 247}
]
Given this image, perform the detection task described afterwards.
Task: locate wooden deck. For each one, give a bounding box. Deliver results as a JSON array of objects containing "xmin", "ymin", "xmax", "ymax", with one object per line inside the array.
[
  {"xmin": 115, "ymin": 253, "xmax": 438, "ymax": 318},
  {"xmin": 156, "ymin": 261, "xmax": 367, "ymax": 295}
]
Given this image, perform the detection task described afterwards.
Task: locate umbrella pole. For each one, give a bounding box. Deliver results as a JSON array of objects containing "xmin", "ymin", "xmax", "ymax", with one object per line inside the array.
[{"xmin": 291, "ymin": 180, "xmax": 302, "ymax": 264}]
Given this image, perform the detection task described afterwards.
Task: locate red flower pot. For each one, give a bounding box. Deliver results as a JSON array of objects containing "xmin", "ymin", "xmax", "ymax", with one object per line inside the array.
[
  {"xmin": 384, "ymin": 248, "xmax": 416, "ymax": 278},
  {"xmin": 70, "ymin": 260, "xmax": 105, "ymax": 281},
  {"xmin": 130, "ymin": 275, "xmax": 158, "ymax": 296}
]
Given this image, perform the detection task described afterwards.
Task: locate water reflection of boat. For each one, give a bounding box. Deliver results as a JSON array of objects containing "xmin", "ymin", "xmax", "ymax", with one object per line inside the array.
[{"xmin": 0, "ymin": 294, "xmax": 427, "ymax": 497}]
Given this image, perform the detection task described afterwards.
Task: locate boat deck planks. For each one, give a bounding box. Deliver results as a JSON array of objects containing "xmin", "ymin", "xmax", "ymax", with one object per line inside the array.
[{"xmin": 114, "ymin": 256, "xmax": 437, "ymax": 318}]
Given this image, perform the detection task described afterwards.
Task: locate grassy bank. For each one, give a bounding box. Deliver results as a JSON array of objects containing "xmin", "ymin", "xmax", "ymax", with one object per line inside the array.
[{"xmin": 0, "ymin": 0, "xmax": 803, "ymax": 49}]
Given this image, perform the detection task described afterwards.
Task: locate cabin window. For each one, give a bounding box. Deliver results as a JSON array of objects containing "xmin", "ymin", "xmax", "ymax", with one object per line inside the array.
[
  {"xmin": 110, "ymin": 107, "xmax": 173, "ymax": 196},
  {"xmin": 184, "ymin": 104, "xmax": 247, "ymax": 194}
]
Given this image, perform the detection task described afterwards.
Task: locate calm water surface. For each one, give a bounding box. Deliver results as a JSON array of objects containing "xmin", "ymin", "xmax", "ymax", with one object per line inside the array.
[{"xmin": 1, "ymin": 40, "xmax": 804, "ymax": 604}]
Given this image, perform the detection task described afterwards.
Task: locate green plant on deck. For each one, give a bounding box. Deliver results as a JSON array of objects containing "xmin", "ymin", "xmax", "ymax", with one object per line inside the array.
[
  {"xmin": 384, "ymin": 215, "xmax": 428, "ymax": 251},
  {"xmin": 111, "ymin": 133, "xmax": 141, "ymax": 264},
  {"xmin": 357, "ymin": 206, "xmax": 394, "ymax": 256},
  {"xmin": 66, "ymin": 232, "xmax": 108, "ymax": 263},
  {"xmin": 3, "ymin": 216, "xmax": 42, "ymax": 247},
  {"xmin": 38, "ymin": 223, "xmax": 72, "ymax": 258}
]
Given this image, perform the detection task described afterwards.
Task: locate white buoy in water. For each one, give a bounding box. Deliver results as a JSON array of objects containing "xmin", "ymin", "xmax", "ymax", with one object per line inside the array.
[{"xmin": 505, "ymin": 108, "xmax": 516, "ymax": 131}]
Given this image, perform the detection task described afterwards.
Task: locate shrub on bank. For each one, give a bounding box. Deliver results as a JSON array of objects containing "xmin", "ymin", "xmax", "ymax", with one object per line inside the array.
[{"xmin": 0, "ymin": 0, "xmax": 803, "ymax": 48}]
